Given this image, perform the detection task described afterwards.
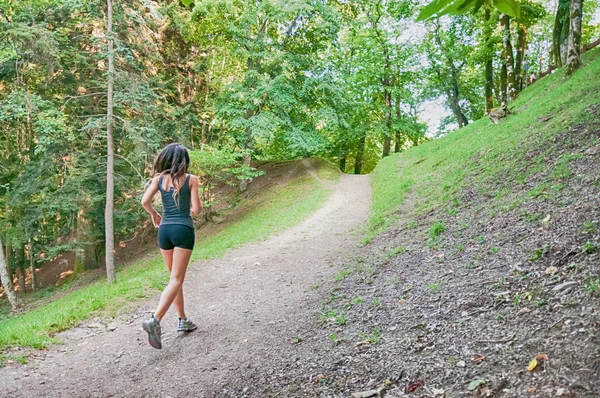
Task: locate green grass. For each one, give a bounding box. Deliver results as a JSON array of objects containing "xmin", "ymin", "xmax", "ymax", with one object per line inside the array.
[
  {"xmin": 0, "ymin": 162, "xmax": 338, "ymax": 351},
  {"xmin": 369, "ymin": 47, "xmax": 600, "ymax": 231}
]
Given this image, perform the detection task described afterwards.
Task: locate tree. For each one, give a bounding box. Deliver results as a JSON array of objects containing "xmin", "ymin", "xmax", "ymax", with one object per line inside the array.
[
  {"xmin": 0, "ymin": 236, "xmax": 19, "ymax": 310},
  {"xmin": 105, "ymin": 0, "xmax": 116, "ymax": 283},
  {"xmin": 564, "ymin": 0, "xmax": 584, "ymax": 77},
  {"xmin": 483, "ymin": 8, "xmax": 496, "ymax": 113},
  {"xmin": 500, "ymin": 13, "xmax": 516, "ymax": 103},
  {"xmin": 553, "ymin": 0, "xmax": 571, "ymax": 67}
]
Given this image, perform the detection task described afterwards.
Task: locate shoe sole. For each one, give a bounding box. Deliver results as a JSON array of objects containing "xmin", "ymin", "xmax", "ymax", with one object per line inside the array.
[
  {"xmin": 142, "ymin": 322, "xmax": 162, "ymax": 349},
  {"xmin": 177, "ymin": 325, "xmax": 197, "ymax": 332}
]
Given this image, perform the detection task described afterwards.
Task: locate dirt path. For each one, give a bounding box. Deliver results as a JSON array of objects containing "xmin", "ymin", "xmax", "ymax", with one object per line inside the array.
[{"xmin": 0, "ymin": 173, "xmax": 371, "ymax": 397}]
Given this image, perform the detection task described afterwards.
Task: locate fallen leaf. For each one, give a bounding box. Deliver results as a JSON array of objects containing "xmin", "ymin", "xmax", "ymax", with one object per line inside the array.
[
  {"xmin": 472, "ymin": 353, "xmax": 485, "ymax": 363},
  {"xmin": 406, "ymin": 380, "xmax": 424, "ymax": 393},
  {"xmin": 467, "ymin": 379, "xmax": 486, "ymax": 391},
  {"xmin": 314, "ymin": 374, "xmax": 328, "ymax": 384},
  {"xmin": 528, "ymin": 358, "xmax": 538, "ymax": 372},
  {"xmin": 545, "ymin": 266, "xmax": 558, "ymax": 275},
  {"xmin": 397, "ymin": 299, "xmax": 406, "ymax": 304},
  {"xmin": 535, "ymin": 354, "xmax": 549, "ymax": 361},
  {"xmin": 529, "ymin": 387, "xmax": 537, "ymax": 394},
  {"xmin": 431, "ymin": 387, "xmax": 445, "ymax": 396}
]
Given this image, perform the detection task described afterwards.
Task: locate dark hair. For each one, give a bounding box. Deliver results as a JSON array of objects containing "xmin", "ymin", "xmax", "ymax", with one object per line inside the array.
[{"xmin": 153, "ymin": 143, "xmax": 190, "ymax": 206}]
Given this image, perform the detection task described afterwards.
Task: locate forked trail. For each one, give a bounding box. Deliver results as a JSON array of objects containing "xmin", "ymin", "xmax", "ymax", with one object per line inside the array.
[{"xmin": 0, "ymin": 173, "xmax": 371, "ymax": 397}]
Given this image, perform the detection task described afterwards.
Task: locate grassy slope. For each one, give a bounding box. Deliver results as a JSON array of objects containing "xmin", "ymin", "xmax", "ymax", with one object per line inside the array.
[
  {"xmin": 371, "ymin": 48, "xmax": 600, "ymax": 232},
  {"xmin": 0, "ymin": 160, "xmax": 339, "ymax": 351},
  {"xmin": 277, "ymin": 49, "xmax": 600, "ymax": 396}
]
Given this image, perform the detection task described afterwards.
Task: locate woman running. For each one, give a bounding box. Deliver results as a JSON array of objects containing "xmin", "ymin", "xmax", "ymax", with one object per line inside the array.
[{"xmin": 140, "ymin": 143, "xmax": 202, "ymax": 349}]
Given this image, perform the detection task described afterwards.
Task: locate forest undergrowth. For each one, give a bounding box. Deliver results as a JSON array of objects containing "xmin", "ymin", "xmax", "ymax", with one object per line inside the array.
[{"xmin": 222, "ymin": 49, "xmax": 600, "ymax": 397}]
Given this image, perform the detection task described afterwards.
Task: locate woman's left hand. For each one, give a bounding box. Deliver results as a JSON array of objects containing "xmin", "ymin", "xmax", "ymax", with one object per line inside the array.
[{"xmin": 151, "ymin": 213, "xmax": 162, "ymax": 228}]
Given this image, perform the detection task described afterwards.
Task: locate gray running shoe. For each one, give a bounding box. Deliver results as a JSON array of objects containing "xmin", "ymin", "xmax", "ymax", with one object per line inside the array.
[
  {"xmin": 177, "ymin": 317, "xmax": 197, "ymax": 332},
  {"xmin": 142, "ymin": 316, "xmax": 162, "ymax": 349}
]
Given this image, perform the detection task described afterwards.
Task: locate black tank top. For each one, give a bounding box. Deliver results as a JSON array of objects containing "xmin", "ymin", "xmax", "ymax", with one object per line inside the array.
[{"xmin": 158, "ymin": 174, "xmax": 194, "ymax": 229}]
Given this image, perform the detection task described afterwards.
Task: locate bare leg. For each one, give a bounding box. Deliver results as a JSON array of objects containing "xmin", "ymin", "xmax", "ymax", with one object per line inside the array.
[
  {"xmin": 159, "ymin": 249, "xmax": 186, "ymax": 319},
  {"xmin": 154, "ymin": 248, "xmax": 192, "ymax": 321}
]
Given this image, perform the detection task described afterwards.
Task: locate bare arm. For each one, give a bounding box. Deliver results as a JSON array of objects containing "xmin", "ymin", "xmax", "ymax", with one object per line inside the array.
[
  {"xmin": 189, "ymin": 175, "xmax": 202, "ymax": 216},
  {"xmin": 141, "ymin": 176, "xmax": 161, "ymax": 227}
]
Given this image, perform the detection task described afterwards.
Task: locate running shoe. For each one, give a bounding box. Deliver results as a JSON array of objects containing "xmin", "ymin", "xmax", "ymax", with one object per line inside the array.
[
  {"xmin": 142, "ymin": 316, "xmax": 162, "ymax": 349},
  {"xmin": 177, "ymin": 317, "xmax": 197, "ymax": 332}
]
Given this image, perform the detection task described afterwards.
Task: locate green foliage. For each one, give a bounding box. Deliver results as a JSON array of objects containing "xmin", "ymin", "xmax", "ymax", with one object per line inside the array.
[
  {"xmin": 417, "ymin": 0, "xmax": 520, "ymax": 21},
  {"xmin": 189, "ymin": 147, "xmax": 264, "ymax": 219}
]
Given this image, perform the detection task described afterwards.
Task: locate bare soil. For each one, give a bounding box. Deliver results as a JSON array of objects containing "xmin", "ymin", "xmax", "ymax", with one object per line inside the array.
[{"xmin": 0, "ymin": 170, "xmax": 372, "ymax": 397}]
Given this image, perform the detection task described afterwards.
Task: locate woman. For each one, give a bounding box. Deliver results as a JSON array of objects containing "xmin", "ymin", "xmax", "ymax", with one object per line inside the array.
[{"xmin": 140, "ymin": 143, "xmax": 202, "ymax": 349}]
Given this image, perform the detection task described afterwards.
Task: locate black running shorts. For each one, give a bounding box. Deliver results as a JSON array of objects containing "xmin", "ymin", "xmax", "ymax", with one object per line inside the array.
[{"xmin": 157, "ymin": 224, "xmax": 195, "ymax": 250}]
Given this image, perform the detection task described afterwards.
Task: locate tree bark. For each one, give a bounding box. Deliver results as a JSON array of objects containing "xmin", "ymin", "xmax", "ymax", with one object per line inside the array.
[
  {"xmin": 239, "ymin": 106, "xmax": 254, "ymax": 192},
  {"xmin": 500, "ymin": 62, "xmax": 508, "ymax": 106},
  {"xmin": 500, "ymin": 14, "xmax": 517, "ymax": 102},
  {"xmin": 394, "ymin": 102, "xmax": 403, "ymax": 153},
  {"xmin": 394, "ymin": 131, "xmax": 404, "ymax": 153},
  {"xmin": 29, "ymin": 239, "xmax": 36, "ymax": 291},
  {"xmin": 514, "ymin": 25, "xmax": 528, "ymax": 93},
  {"xmin": 553, "ymin": 0, "xmax": 570, "ymax": 67},
  {"xmin": 560, "ymin": 4, "xmax": 571, "ymax": 64},
  {"xmin": 239, "ymin": 54, "xmax": 261, "ymax": 192},
  {"xmin": 434, "ymin": 25, "xmax": 468, "ymax": 127},
  {"xmin": 354, "ymin": 133, "xmax": 366, "ymax": 175},
  {"xmin": 484, "ymin": 8, "xmax": 494, "ymax": 114},
  {"xmin": 16, "ymin": 247, "xmax": 25, "ymax": 293},
  {"xmin": 565, "ymin": 0, "xmax": 583, "ymax": 78},
  {"xmin": 0, "ymin": 237, "xmax": 19, "ymax": 310},
  {"xmin": 105, "ymin": 0, "xmax": 116, "ymax": 283},
  {"xmin": 382, "ymin": 88, "xmax": 391, "ymax": 157}
]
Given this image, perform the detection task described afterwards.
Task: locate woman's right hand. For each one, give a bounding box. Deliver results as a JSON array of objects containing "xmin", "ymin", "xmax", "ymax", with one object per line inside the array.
[{"xmin": 151, "ymin": 213, "xmax": 162, "ymax": 228}]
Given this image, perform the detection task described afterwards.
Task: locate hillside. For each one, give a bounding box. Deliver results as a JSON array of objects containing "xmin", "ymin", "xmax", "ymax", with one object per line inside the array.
[{"xmin": 218, "ymin": 49, "xmax": 600, "ymax": 396}]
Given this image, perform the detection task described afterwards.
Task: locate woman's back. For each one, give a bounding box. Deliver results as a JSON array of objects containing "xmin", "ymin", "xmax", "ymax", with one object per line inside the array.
[{"xmin": 158, "ymin": 174, "xmax": 193, "ymax": 229}]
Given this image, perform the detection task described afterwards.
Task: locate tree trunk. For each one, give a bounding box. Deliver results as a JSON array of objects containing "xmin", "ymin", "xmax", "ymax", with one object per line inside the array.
[
  {"xmin": 29, "ymin": 239, "xmax": 36, "ymax": 291},
  {"xmin": 382, "ymin": 89, "xmax": 391, "ymax": 157},
  {"xmin": 0, "ymin": 237, "xmax": 19, "ymax": 310},
  {"xmin": 394, "ymin": 131, "xmax": 404, "ymax": 153},
  {"xmin": 105, "ymin": 0, "xmax": 116, "ymax": 283},
  {"xmin": 354, "ymin": 133, "xmax": 366, "ymax": 175},
  {"xmin": 500, "ymin": 14, "xmax": 517, "ymax": 102},
  {"xmin": 500, "ymin": 58, "xmax": 508, "ymax": 106},
  {"xmin": 484, "ymin": 8, "xmax": 494, "ymax": 114},
  {"xmin": 339, "ymin": 142, "xmax": 347, "ymax": 172},
  {"xmin": 16, "ymin": 247, "xmax": 25, "ymax": 293},
  {"xmin": 240, "ymin": 55, "xmax": 258, "ymax": 192},
  {"xmin": 394, "ymin": 102, "xmax": 403, "ymax": 153},
  {"xmin": 434, "ymin": 25, "xmax": 468, "ymax": 128},
  {"xmin": 553, "ymin": 0, "xmax": 570, "ymax": 67},
  {"xmin": 565, "ymin": 0, "xmax": 583, "ymax": 78},
  {"xmin": 239, "ymin": 106, "xmax": 254, "ymax": 192},
  {"xmin": 560, "ymin": 0, "xmax": 572, "ymax": 65},
  {"xmin": 514, "ymin": 25, "xmax": 528, "ymax": 93},
  {"xmin": 75, "ymin": 204, "xmax": 102, "ymax": 274}
]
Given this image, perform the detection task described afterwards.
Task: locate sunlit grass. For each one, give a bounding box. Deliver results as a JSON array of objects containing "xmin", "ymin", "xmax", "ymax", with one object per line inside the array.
[
  {"xmin": 0, "ymin": 161, "xmax": 338, "ymax": 351},
  {"xmin": 370, "ymin": 48, "xmax": 600, "ymax": 229}
]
